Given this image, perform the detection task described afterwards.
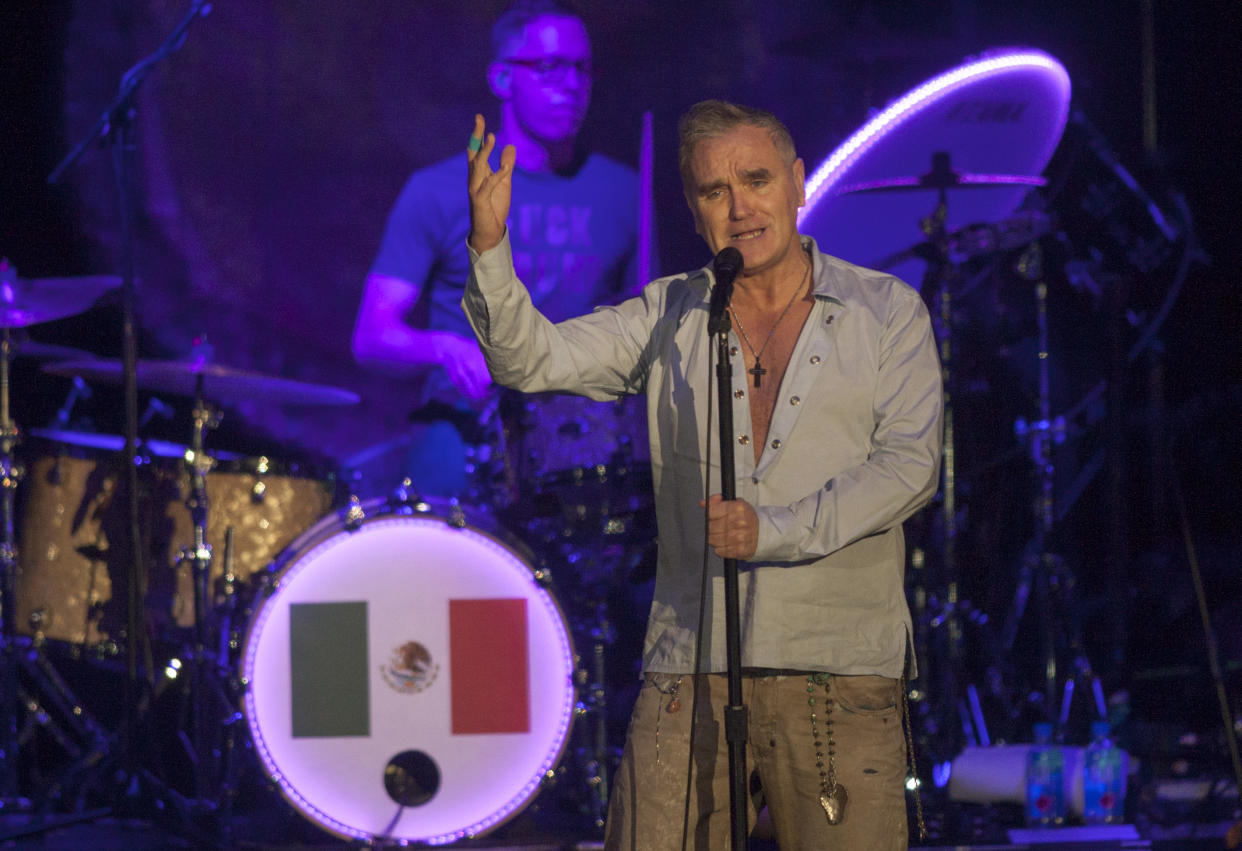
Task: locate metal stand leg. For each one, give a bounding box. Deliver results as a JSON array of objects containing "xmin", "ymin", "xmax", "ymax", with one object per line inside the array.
[
  {"xmin": 0, "ymin": 328, "xmax": 33, "ymax": 811},
  {"xmin": 1005, "ymin": 244, "xmax": 1105, "ymax": 731},
  {"xmin": 581, "ymin": 604, "xmax": 613, "ymax": 831}
]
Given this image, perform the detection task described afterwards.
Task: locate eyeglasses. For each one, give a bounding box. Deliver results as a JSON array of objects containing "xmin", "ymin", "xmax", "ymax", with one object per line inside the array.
[{"xmin": 502, "ymin": 57, "xmax": 594, "ymax": 83}]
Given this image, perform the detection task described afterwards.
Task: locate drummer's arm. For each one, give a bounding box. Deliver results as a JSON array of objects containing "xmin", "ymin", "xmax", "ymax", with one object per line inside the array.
[{"xmin": 352, "ymin": 273, "xmax": 492, "ymax": 401}]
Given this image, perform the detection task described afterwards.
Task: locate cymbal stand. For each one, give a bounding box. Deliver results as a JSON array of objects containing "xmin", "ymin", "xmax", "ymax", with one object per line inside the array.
[
  {"xmin": 44, "ymin": 1, "xmax": 214, "ymax": 832},
  {"xmin": 910, "ymin": 154, "xmax": 973, "ymax": 753},
  {"xmin": 573, "ymin": 597, "xmax": 614, "ymax": 832},
  {"xmin": 0, "ymin": 326, "xmax": 28, "ymax": 807},
  {"xmin": 1002, "ymin": 242, "xmax": 1105, "ymax": 730},
  {"xmin": 177, "ymin": 386, "xmax": 226, "ymax": 804}
]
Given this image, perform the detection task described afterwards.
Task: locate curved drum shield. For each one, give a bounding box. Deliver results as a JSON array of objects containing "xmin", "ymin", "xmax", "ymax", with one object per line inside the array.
[
  {"xmin": 798, "ymin": 48, "xmax": 1072, "ymax": 290},
  {"xmin": 240, "ymin": 499, "xmax": 576, "ymax": 844}
]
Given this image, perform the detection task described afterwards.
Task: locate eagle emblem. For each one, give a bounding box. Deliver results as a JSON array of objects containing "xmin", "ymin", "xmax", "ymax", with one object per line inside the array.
[{"xmin": 380, "ymin": 641, "xmax": 439, "ymax": 694}]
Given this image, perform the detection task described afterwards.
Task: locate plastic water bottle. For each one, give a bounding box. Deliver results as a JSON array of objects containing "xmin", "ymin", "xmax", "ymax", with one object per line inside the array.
[
  {"xmin": 1025, "ymin": 722, "xmax": 1065, "ymax": 827},
  {"xmin": 1083, "ymin": 720, "xmax": 1126, "ymax": 823}
]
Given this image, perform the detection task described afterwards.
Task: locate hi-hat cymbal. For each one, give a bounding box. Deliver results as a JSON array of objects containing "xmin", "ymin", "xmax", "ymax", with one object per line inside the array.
[
  {"xmin": 45, "ymin": 359, "xmax": 360, "ymax": 407},
  {"xmin": 0, "ymin": 274, "xmax": 119, "ymax": 328}
]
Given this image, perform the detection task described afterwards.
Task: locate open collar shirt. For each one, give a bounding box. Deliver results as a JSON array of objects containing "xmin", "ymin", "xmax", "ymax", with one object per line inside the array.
[{"xmin": 465, "ymin": 232, "xmax": 943, "ymax": 679}]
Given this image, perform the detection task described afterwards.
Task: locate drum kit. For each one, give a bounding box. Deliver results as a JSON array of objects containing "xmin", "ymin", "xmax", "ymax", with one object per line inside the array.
[{"xmin": 0, "ymin": 262, "xmax": 656, "ymax": 844}]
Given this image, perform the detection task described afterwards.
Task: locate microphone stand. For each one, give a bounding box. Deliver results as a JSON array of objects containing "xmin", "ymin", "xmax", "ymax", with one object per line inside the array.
[
  {"xmin": 46, "ymin": 0, "xmax": 213, "ymax": 824},
  {"xmin": 708, "ymin": 303, "xmax": 748, "ymax": 851}
]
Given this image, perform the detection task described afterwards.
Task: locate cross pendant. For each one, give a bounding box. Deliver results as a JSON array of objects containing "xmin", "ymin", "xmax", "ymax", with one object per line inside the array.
[{"xmin": 749, "ymin": 359, "xmax": 767, "ymax": 388}]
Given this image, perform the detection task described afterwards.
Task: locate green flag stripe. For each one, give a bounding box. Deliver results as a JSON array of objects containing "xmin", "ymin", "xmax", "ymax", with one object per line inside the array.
[{"xmin": 290, "ymin": 601, "xmax": 370, "ymax": 737}]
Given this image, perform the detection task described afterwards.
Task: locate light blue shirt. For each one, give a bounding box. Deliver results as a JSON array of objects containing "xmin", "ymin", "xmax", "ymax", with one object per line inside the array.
[{"xmin": 465, "ymin": 233, "xmax": 943, "ymax": 678}]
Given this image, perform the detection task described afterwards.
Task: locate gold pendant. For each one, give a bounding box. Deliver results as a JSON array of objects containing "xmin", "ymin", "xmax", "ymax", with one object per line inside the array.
[
  {"xmin": 820, "ymin": 783, "xmax": 847, "ymax": 825},
  {"xmin": 666, "ymin": 698, "xmax": 681, "ymax": 714}
]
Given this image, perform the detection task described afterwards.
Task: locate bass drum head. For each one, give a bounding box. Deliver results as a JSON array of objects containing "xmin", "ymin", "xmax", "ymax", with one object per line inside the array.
[{"xmin": 240, "ymin": 499, "xmax": 576, "ymax": 843}]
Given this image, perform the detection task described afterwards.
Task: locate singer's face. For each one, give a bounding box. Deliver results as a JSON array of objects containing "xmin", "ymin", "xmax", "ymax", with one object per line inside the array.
[
  {"xmin": 496, "ymin": 15, "xmax": 592, "ymax": 146},
  {"xmin": 686, "ymin": 125, "xmax": 806, "ymax": 282}
]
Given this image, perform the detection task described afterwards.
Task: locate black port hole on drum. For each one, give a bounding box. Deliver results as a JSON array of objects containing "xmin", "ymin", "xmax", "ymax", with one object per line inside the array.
[{"xmin": 384, "ymin": 750, "xmax": 440, "ymax": 807}]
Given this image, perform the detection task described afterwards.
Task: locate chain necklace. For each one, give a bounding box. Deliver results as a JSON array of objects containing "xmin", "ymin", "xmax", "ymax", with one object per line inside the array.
[
  {"xmin": 807, "ymin": 674, "xmax": 847, "ymax": 825},
  {"xmin": 729, "ymin": 259, "xmax": 811, "ymax": 388}
]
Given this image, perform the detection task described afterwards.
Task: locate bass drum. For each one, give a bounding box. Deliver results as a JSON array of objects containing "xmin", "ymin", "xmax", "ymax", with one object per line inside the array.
[{"xmin": 239, "ymin": 497, "xmax": 577, "ymax": 844}]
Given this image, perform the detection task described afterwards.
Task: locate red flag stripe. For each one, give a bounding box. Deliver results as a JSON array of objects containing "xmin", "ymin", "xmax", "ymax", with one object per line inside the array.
[{"xmin": 448, "ymin": 598, "xmax": 530, "ymax": 734}]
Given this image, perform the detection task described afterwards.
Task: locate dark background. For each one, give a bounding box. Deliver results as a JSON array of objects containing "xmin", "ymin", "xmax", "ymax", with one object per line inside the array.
[{"xmin": 2, "ymin": 0, "xmax": 1240, "ymax": 769}]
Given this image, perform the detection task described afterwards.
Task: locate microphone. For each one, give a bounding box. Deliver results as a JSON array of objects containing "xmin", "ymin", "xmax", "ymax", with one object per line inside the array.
[{"xmin": 707, "ymin": 246, "xmax": 743, "ymax": 335}]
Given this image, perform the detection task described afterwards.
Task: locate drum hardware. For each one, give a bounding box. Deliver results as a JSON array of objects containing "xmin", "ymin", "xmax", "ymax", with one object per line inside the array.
[
  {"xmin": 42, "ymin": 6, "xmax": 220, "ymax": 838},
  {"xmin": 999, "ymin": 241, "xmax": 1106, "ymax": 730},
  {"xmin": 573, "ymin": 601, "xmax": 616, "ymax": 831},
  {"xmin": 839, "ymin": 154, "xmax": 1065, "ymax": 758},
  {"xmin": 873, "ymin": 210, "xmax": 1055, "ymax": 273},
  {"xmin": 175, "ymin": 388, "xmax": 226, "ymax": 803},
  {"xmin": 14, "ymin": 640, "xmax": 115, "ymax": 809},
  {"xmin": 48, "ymin": 376, "xmax": 93, "ymax": 431},
  {"xmin": 0, "ymin": 260, "xmax": 121, "ymax": 811},
  {"xmin": 839, "ymin": 151, "xmax": 997, "ymax": 756}
]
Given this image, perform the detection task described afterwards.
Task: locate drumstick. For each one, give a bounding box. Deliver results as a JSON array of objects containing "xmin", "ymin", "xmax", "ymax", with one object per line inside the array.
[{"xmin": 637, "ymin": 109, "xmax": 654, "ymax": 292}]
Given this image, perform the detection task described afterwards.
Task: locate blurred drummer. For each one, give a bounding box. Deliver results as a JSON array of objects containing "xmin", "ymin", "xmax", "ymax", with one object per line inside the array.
[{"xmin": 352, "ymin": 0, "xmax": 641, "ymax": 496}]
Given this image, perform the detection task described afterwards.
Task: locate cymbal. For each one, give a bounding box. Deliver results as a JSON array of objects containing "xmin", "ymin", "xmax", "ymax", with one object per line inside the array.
[
  {"xmin": 798, "ymin": 47, "xmax": 1072, "ymax": 287},
  {"xmin": 0, "ymin": 274, "xmax": 119, "ymax": 328},
  {"xmin": 11, "ymin": 340, "xmax": 97, "ymax": 360},
  {"xmin": 835, "ymin": 171, "xmax": 1046, "ymax": 197},
  {"xmin": 29, "ymin": 427, "xmax": 244, "ymax": 461},
  {"xmin": 45, "ymin": 359, "xmax": 360, "ymax": 407}
]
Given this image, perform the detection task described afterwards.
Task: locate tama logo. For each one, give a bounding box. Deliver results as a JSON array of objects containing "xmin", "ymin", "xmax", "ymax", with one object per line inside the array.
[{"xmin": 945, "ymin": 101, "xmax": 1028, "ymax": 122}]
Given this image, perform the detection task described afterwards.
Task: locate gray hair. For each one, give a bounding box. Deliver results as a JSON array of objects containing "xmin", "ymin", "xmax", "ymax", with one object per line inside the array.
[{"xmin": 678, "ymin": 100, "xmax": 797, "ymax": 196}]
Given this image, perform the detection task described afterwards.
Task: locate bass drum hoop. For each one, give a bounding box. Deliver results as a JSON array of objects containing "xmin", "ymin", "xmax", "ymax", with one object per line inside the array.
[{"xmin": 239, "ymin": 497, "xmax": 577, "ymax": 844}]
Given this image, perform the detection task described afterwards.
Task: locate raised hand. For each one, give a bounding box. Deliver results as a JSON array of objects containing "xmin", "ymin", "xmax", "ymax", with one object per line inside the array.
[{"xmin": 466, "ymin": 114, "xmax": 516, "ymax": 254}]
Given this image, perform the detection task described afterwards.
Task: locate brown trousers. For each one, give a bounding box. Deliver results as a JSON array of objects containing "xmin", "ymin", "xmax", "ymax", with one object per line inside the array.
[{"xmin": 605, "ymin": 672, "xmax": 908, "ymax": 851}]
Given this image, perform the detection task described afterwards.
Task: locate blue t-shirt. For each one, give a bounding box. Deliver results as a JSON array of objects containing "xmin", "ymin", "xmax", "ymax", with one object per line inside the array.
[{"xmin": 371, "ymin": 150, "xmax": 640, "ymax": 407}]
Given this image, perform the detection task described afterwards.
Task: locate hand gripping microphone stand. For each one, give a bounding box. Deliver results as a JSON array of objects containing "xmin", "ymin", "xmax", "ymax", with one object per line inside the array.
[{"xmin": 706, "ymin": 246, "xmax": 749, "ymax": 851}]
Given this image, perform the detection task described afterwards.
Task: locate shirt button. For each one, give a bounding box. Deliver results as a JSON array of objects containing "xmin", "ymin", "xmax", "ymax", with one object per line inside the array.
[
  {"xmin": 730, "ymin": 346, "xmax": 739, "ymax": 357},
  {"xmin": 738, "ymin": 435, "xmax": 750, "ymax": 445},
  {"xmin": 770, "ymin": 439, "xmax": 782, "ymax": 450},
  {"xmin": 810, "ymin": 355, "xmax": 822, "ymax": 365},
  {"xmin": 734, "ymin": 389, "xmax": 745, "ymax": 399},
  {"xmin": 790, "ymin": 396, "xmax": 801, "ymax": 406}
]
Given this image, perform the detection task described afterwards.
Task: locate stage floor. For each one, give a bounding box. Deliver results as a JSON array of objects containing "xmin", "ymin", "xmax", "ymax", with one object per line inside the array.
[{"xmin": 0, "ymin": 813, "xmax": 1236, "ymax": 850}]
